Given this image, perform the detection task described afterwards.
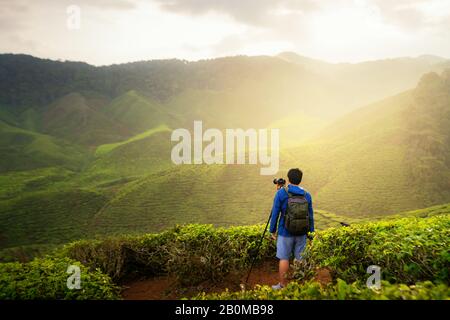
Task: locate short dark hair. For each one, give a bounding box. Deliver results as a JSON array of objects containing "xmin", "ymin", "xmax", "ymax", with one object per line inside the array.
[{"xmin": 287, "ymin": 168, "xmax": 303, "ymax": 185}]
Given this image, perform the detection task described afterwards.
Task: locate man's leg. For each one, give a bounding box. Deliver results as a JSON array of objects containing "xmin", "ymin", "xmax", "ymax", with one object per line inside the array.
[
  {"xmin": 279, "ymin": 259, "xmax": 289, "ymax": 287},
  {"xmin": 274, "ymin": 235, "xmax": 294, "ymax": 289},
  {"xmin": 293, "ymin": 235, "xmax": 307, "ymax": 261}
]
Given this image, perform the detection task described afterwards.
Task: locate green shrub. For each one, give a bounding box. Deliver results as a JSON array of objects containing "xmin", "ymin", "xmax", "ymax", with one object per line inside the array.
[
  {"xmin": 296, "ymin": 215, "xmax": 450, "ymax": 284},
  {"xmin": 61, "ymin": 224, "xmax": 275, "ymax": 285},
  {"xmin": 195, "ymin": 215, "xmax": 449, "ymax": 300},
  {"xmin": 61, "ymin": 215, "xmax": 449, "ymax": 287},
  {"xmin": 194, "ymin": 279, "xmax": 449, "ymax": 300},
  {"xmin": 0, "ymin": 257, "xmax": 120, "ymax": 299},
  {"xmin": 1, "ymin": 215, "xmax": 448, "ymax": 300},
  {"xmin": 54, "ymin": 214, "xmax": 449, "ymax": 299}
]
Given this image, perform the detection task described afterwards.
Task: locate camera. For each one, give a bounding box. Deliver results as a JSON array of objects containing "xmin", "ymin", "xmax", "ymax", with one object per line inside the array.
[{"xmin": 273, "ymin": 178, "xmax": 286, "ymax": 186}]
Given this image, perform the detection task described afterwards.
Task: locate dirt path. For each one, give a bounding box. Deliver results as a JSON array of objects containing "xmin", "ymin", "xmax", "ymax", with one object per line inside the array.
[{"xmin": 121, "ymin": 260, "xmax": 280, "ymax": 300}]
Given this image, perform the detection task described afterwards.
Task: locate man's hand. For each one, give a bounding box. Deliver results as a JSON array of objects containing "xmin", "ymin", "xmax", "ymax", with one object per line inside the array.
[{"xmin": 271, "ymin": 233, "xmax": 277, "ymax": 241}]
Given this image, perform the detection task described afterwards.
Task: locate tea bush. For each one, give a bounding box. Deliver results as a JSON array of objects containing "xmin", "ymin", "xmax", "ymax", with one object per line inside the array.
[
  {"xmin": 194, "ymin": 279, "xmax": 449, "ymax": 300},
  {"xmin": 0, "ymin": 257, "xmax": 120, "ymax": 299},
  {"xmin": 61, "ymin": 224, "xmax": 275, "ymax": 285},
  {"xmin": 5, "ymin": 214, "xmax": 445, "ymax": 299},
  {"xmin": 196, "ymin": 215, "xmax": 449, "ymax": 300},
  {"xmin": 297, "ymin": 215, "xmax": 450, "ymax": 284}
]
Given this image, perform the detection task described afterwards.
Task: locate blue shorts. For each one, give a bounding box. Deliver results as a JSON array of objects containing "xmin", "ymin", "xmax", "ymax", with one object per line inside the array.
[{"xmin": 276, "ymin": 235, "xmax": 307, "ymax": 260}]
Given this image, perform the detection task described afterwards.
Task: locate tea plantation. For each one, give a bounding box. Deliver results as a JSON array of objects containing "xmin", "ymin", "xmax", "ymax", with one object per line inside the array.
[{"xmin": 0, "ymin": 210, "xmax": 448, "ymax": 300}]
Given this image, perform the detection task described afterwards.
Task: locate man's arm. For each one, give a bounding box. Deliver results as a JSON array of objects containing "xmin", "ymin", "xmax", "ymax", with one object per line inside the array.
[
  {"xmin": 269, "ymin": 191, "xmax": 281, "ymax": 236},
  {"xmin": 308, "ymin": 193, "xmax": 314, "ymax": 233}
]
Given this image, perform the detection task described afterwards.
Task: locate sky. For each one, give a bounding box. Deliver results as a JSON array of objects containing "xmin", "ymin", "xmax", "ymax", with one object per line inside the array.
[{"xmin": 1, "ymin": 0, "xmax": 449, "ymax": 65}]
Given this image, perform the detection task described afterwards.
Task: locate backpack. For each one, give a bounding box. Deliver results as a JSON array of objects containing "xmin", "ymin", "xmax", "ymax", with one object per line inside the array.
[{"xmin": 283, "ymin": 187, "xmax": 309, "ymax": 236}]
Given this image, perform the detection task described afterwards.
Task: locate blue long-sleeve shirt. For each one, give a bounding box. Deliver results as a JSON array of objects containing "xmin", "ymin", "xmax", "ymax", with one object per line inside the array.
[{"xmin": 269, "ymin": 184, "xmax": 314, "ymax": 237}]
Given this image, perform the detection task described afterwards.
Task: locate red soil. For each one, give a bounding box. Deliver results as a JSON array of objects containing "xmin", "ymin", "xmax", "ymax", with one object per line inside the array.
[
  {"xmin": 314, "ymin": 267, "xmax": 333, "ymax": 286},
  {"xmin": 121, "ymin": 262, "xmax": 334, "ymax": 300},
  {"xmin": 121, "ymin": 260, "xmax": 280, "ymax": 300}
]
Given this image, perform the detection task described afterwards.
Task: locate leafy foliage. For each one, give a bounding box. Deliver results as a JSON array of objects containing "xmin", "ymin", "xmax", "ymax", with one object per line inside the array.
[
  {"xmin": 298, "ymin": 215, "xmax": 450, "ymax": 284},
  {"xmin": 61, "ymin": 224, "xmax": 275, "ymax": 285},
  {"xmin": 195, "ymin": 215, "xmax": 449, "ymax": 300},
  {"xmin": 0, "ymin": 214, "xmax": 448, "ymax": 299},
  {"xmin": 194, "ymin": 280, "xmax": 449, "ymax": 300},
  {"xmin": 0, "ymin": 257, "xmax": 119, "ymax": 299}
]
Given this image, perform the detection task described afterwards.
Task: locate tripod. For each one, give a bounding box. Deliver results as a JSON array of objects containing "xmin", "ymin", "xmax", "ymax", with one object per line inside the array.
[{"xmin": 244, "ymin": 210, "xmax": 272, "ymax": 285}]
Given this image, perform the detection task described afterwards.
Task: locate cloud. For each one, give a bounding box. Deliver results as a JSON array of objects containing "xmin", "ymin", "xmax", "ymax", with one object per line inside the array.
[
  {"xmin": 0, "ymin": 0, "xmax": 139, "ymax": 30},
  {"xmin": 0, "ymin": 0, "xmax": 139, "ymax": 13},
  {"xmin": 154, "ymin": 0, "xmax": 318, "ymax": 26},
  {"xmin": 70, "ymin": 0, "xmax": 139, "ymax": 10},
  {"xmin": 0, "ymin": 1, "xmax": 34, "ymax": 34},
  {"xmin": 1, "ymin": 0, "xmax": 449, "ymax": 64},
  {"xmin": 154, "ymin": 0, "xmax": 450, "ymax": 32},
  {"xmin": 153, "ymin": 0, "xmax": 450, "ymax": 58}
]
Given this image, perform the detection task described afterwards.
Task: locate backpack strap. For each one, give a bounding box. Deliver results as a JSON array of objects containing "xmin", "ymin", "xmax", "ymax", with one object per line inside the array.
[
  {"xmin": 302, "ymin": 189, "xmax": 308, "ymax": 198},
  {"xmin": 283, "ymin": 186, "xmax": 291, "ymax": 198}
]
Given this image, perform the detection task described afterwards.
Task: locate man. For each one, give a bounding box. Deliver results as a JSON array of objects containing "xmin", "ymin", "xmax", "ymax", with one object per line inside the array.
[{"xmin": 270, "ymin": 168, "xmax": 314, "ymax": 290}]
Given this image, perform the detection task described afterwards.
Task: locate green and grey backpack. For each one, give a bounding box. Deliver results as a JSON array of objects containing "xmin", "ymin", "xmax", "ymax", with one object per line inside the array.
[{"xmin": 283, "ymin": 187, "xmax": 309, "ymax": 236}]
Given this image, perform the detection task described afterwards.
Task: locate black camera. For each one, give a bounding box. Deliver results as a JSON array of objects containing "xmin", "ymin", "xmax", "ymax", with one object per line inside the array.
[{"xmin": 273, "ymin": 178, "xmax": 286, "ymax": 186}]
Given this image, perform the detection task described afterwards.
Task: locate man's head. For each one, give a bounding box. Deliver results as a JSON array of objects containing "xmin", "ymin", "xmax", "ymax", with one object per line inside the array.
[{"xmin": 287, "ymin": 168, "xmax": 303, "ymax": 185}]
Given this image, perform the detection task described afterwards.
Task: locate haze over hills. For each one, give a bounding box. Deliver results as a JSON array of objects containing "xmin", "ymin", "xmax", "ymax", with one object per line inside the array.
[
  {"xmin": 278, "ymin": 52, "xmax": 448, "ymax": 117},
  {"xmin": 286, "ymin": 70, "xmax": 450, "ymax": 216},
  {"xmin": 0, "ymin": 53, "xmax": 449, "ymax": 250},
  {"xmin": 86, "ymin": 70, "xmax": 450, "ymax": 236}
]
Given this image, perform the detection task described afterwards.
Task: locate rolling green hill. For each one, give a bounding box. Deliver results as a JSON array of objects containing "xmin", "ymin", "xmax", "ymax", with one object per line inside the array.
[
  {"xmin": 41, "ymin": 92, "xmax": 131, "ymax": 146},
  {"xmin": 86, "ymin": 125, "xmax": 173, "ymax": 179},
  {"xmin": 0, "ymin": 188, "xmax": 107, "ymax": 248},
  {"xmin": 0, "ymin": 54, "xmax": 449, "ymax": 251},
  {"xmin": 0, "ymin": 120, "xmax": 89, "ymax": 172},
  {"xmin": 103, "ymin": 90, "xmax": 181, "ymax": 134}
]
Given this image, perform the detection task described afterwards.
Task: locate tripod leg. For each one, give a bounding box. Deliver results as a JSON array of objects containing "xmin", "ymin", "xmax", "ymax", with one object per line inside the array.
[{"xmin": 245, "ymin": 212, "xmax": 272, "ymax": 285}]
